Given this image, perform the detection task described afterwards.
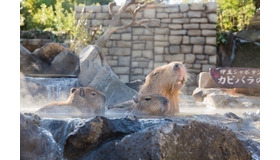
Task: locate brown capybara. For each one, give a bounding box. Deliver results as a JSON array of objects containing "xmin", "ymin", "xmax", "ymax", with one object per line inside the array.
[
  {"xmin": 108, "ymin": 94, "xmax": 170, "ymax": 116},
  {"xmin": 35, "ymin": 87, "xmax": 106, "ymax": 116},
  {"xmin": 138, "ymin": 61, "xmax": 187, "ymax": 114}
]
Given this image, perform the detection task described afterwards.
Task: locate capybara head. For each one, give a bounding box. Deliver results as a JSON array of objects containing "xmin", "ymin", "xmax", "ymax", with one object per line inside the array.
[
  {"xmin": 139, "ymin": 61, "xmax": 187, "ymax": 114},
  {"xmin": 140, "ymin": 61, "xmax": 186, "ymax": 94},
  {"xmin": 69, "ymin": 87, "xmax": 106, "ymax": 113},
  {"xmin": 134, "ymin": 94, "xmax": 170, "ymax": 116}
]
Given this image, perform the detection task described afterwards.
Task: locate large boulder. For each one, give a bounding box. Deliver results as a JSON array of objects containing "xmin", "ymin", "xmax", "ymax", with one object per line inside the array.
[
  {"xmin": 78, "ymin": 45, "xmax": 137, "ymax": 106},
  {"xmin": 49, "ymin": 51, "xmax": 80, "ymax": 75},
  {"xmin": 192, "ymin": 88, "xmax": 260, "ymax": 108},
  {"xmin": 20, "ymin": 113, "xmax": 61, "ymax": 160},
  {"xmin": 63, "ymin": 116, "xmax": 142, "ymax": 159},
  {"xmin": 20, "ymin": 44, "xmax": 48, "ymax": 74},
  {"xmin": 20, "ymin": 114, "xmax": 258, "ymax": 160},
  {"xmin": 125, "ymin": 79, "xmax": 144, "ymax": 92},
  {"xmin": 198, "ymin": 72, "xmax": 219, "ymax": 88},
  {"xmin": 93, "ymin": 120, "xmax": 251, "ymax": 160},
  {"xmin": 33, "ymin": 42, "xmax": 71, "ymax": 64}
]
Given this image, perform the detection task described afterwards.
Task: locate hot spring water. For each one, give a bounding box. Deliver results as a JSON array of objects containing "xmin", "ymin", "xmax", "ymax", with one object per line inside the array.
[
  {"xmin": 20, "ymin": 76, "xmax": 260, "ymax": 160},
  {"xmin": 20, "ymin": 76, "xmax": 79, "ymax": 112}
]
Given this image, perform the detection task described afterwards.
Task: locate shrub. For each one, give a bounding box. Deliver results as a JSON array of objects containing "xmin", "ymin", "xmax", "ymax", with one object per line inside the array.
[
  {"xmin": 20, "ymin": 0, "xmax": 105, "ymax": 53},
  {"xmin": 216, "ymin": 0, "xmax": 256, "ymax": 45}
]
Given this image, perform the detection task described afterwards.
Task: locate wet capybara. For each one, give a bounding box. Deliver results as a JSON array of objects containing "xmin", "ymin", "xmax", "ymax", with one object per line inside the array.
[
  {"xmin": 108, "ymin": 94, "xmax": 170, "ymax": 116},
  {"xmin": 35, "ymin": 87, "xmax": 106, "ymax": 116},
  {"xmin": 138, "ymin": 61, "xmax": 187, "ymax": 114}
]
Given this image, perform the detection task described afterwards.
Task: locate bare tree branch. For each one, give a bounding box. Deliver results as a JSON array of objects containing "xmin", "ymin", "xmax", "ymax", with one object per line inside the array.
[
  {"xmin": 95, "ymin": 0, "xmax": 162, "ymax": 49},
  {"xmin": 118, "ymin": 0, "xmax": 136, "ymax": 14},
  {"xmin": 108, "ymin": 1, "xmax": 116, "ymax": 16}
]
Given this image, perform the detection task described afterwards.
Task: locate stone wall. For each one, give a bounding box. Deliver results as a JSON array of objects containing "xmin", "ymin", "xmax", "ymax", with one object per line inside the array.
[{"xmin": 75, "ymin": 3, "xmax": 217, "ymax": 91}]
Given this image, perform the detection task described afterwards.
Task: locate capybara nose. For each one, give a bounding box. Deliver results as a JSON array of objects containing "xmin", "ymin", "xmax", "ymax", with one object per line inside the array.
[
  {"xmin": 133, "ymin": 95, "xmax": 139, "ymax": 103},
  {"xmin": 173, "ymin": 63, "xmax": 180, "ymax": 70},
  {"xmin": 162, "ymin": 97, "xmax": 169, "ymax": 105}
]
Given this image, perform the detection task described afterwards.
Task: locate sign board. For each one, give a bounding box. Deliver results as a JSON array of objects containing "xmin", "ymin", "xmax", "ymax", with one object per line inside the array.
[{"xmin": 210, "ymin": 67, "xmax": 260, "ymax": 89}]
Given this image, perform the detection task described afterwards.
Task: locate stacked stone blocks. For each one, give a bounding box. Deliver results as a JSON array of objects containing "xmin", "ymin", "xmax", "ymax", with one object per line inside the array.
[{"xmin": 75, "ymin": 3, "xmax": 217, "ymax": 86}]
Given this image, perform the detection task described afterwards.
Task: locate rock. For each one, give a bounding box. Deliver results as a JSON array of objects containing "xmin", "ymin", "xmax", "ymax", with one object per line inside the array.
[
  {"xmin": 50, "ymin": 51, "xmax": 80, "ymax": 75},
  {"xmin": 78, "ymin": 45, "xmax": 138, "ymax": 106},
  {"xmin": 193, "ymin": 45, "xmax": 203, "ymax": 54},
  {"xmin": 192, "ymin": 87, "xmax": 205, "ymax": 102},
  {"xmin": 125, "ymin": 79, "xmax": 144, "ymax": 92},
  {"xmin": 169, "ymin": 45, "xmax": 180, "ymax": 54},
  {"xmin": 180, "ymin": 4, "xmax": 189, "ymax": 12},
  {"xmin": 185, "ymin": 54, "xmax": 196, "ymax": 64},
  {"xmin": 206, "ymin": 2, "xmax": 217, "ymax": 12},
  {"xmin": 190, "ymin": 37, "xmax": 205, "ymax": 44},
  {"xmin": 22, "ymin": 113, "xmax": 41, "ymax": 126},
  {"xmin": 224, "ymin": 112, "xmax": 243, "ymax": 120},
  {"xmin": 93, "ymin": 120, "xmax": 251, "ymax": 160},
  {"xmin": 204, "ymin": 45, "xmax": 217, "ymax": 55},
  {"xmin": 20, "ymin": 44, "xmax": 48, "ymax": 74},
  {"xmin": 217, "ymin": 32, "xmax": 259, "ymax": 68},
  {"xmin": 198, "ymin": 72, "xmax": 219, "ymax": 88},
  {"xmin": 20, "ymin": 113, "xmax": 61, "ymax": 160},
  {"xmin": 63, "ymin": 116, "xmax": 142, "ymax": 159},
  {"xmin": 39, "ymin": 118, "xmax": 84, "ymax": 150},
  {"xmin": 204, "ymin": 89, "xmax": 260, "ymax": 108},
  {"xmin": 169, "ymin": 36, "xmax": 182, "ymax": 45},
  {"xmin": 207, "ymin": 13, "xmax": 217, "ymax": 23},
  {"xmin": 243, "ymin": 110, "xmax": 260, "ymax": 121},
  {"xmin": 33, "ymin": 42, "xmax": 71, "ymax": 64},
  {"xmin": 192, "ymin": 87, "xmax": 260, "ymax": 108}
]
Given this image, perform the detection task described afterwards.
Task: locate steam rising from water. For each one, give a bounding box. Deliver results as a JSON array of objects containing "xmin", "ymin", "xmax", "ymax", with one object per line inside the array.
[{"xmin": 20, "ymin": 75, "xmax": 79, "ymax": 112}]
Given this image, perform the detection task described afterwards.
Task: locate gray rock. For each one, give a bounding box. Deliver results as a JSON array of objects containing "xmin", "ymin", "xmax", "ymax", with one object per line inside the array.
[
  {"xmin": 125, "ymin": 79, "xmax": 144, "ymax": 92},
  {"xmin": 169, "ymin": 35, "xmax": 182, "ymax": 44},
  {"xmin": 169, "ymin": 45, "xmax": 180, "ymax": 54},
  {"xmin": 207, "ymin": 13, "xmax": 217, "ymax": 23},
  {"xmin": 64, "ymin": 116, "xmax": 142, "ymax": 159},
  {"xmin": 33, "ymin": 42, "xmax": 71, "ymax": 64},
  {"xmin": 206, "ymin": 2, "xmax": 217, "ymax": 12},
  {"xmin": 193, "ymin": 45, "xmax": 203, "ymax": 54},
  {"xmin": 20, "ymin": 44, "xmax": 48, "ymax": 74},
  {"xmin": 50, "ymin": 51, "xmax": 80, "ymax": 75},
  {"xmin": 198, "ymin": 72, "xmax": 219, "ymax": 88},
  {"xmin": 93, "ymin": 120, "xmax": 251, "ymax": 160},
  {"xmin": 192, "ymin": 88, "xmax": 260, "ymax": 108},
  {"xmin": 185, "ymin": 54, "xmax": 196, "ymax": 64},
  {"xmin": 20, "ymin": 113, "xmax": 61, "ymax": 160},
  {"xmin": 78, "ymin": 45, "xmax": 137, "ymax": 106},
  {"xmin": 180, "ymin": 4, "xmax": 189, "ymax": 12}
]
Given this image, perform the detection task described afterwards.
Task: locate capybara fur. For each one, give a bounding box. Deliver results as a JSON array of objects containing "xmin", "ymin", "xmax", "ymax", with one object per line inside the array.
[
  {"xmin": 108, "ymin": 94, "xmax": 170, "ymax": 116},
  {"xmin": 36, "ymin": 87, "xmax": 106, "ymax": 116},
  {"xmin": 139, "ymin": 61, "xmax": 187, "ymax": 114}
]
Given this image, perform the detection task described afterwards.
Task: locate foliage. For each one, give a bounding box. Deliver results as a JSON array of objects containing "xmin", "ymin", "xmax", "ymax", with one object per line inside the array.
[
  {"xmin": 69, "ymin": 9, "xmax": 104, "ymax": 52},
  {"xmin": 216, "ymin": 0, "xmax": 256, "ymax": 45},
  {"xmin": 20, "ymin": 0, "xmax": 105, "ymax": 53}
]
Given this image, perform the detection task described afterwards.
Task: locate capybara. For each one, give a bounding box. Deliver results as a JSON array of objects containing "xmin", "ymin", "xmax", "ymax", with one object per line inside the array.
[
  {"xmin": 138, "ymin": 61, "xmax": 187, "ymax": 114},
  {"xmin": 36, "ymin": 87, "xmax": 106, "ymax": 117},
  {"xmin": 108, "ymin": 94, "xmax": 170, "ymax": 116}
]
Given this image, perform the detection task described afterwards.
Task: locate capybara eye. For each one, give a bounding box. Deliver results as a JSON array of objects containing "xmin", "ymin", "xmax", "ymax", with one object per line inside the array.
[
  {"xmin": 153, "ymin": 72, "xmax": 158, "ymax": 76},
  {"xmin": 91, "ymin": 92, "xmax": 96, "ymax": 96},
  {"xmin": 71, "ymin": 88, "xmax": 77, "ymax": 93},
  {"xmin": 145, "ymin": 97, "xmax": 151, "ymax": 101},
  {"xmin": 174, "ymin": 63, "xmax": 180, "ymax": 70}
]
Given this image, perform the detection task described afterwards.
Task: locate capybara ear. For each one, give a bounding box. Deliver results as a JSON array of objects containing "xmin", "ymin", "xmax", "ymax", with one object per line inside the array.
[
  {"xmin": 133, "ymin": 94, "xmax": 139, "ymax": 103},
  {"xmin": 70, "ymin": 88, "xmax": 77, "ymax": 93},
  {"xmin": 79, "ymin": 88, "xmax": 85, "ymax": 97}
]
